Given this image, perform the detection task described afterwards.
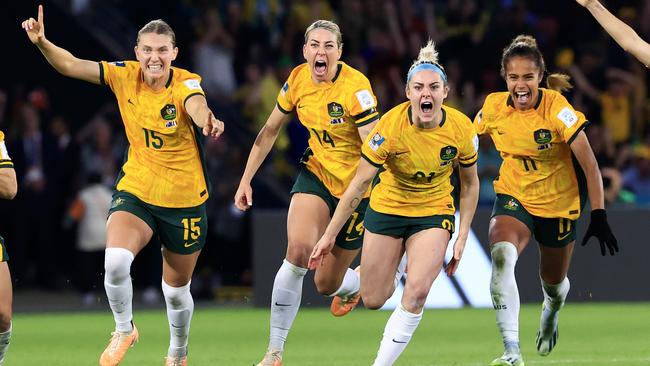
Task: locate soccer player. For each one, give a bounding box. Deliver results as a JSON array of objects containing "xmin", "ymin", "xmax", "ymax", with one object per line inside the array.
[
  {"xmin": 310, "ymin": 40, "xmax": 480, "ymax": 366},
  {"xmin": 233, "ymin": 20, "xmax": 379, "ymax": 366},
  {"xmin": 0, "ymin": 130, "xmax": 18, "ymax": 366},
  {"xmin": 576, "ymin": 0, "xmax": 650, "ymax": 68},
  {"xmin": 477, "ymin": 35, "xmax": 619, "ymax": 366},
  {"xmin": 22, "ymin": 6, "xmax": 224, "ymax": 366}
]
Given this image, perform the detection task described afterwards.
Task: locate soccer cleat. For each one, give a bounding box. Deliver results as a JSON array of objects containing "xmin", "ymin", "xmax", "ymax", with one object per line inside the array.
[
  {"xmin": 490, "ymin": 351, "xmax": 525, "ymax": 366},
  {"xmin": 256, "ymin": 349, "xmax": 282, "ymax": 366},
  {"xmin": 330, "ymin": 266, "xmax": 361, "ymax": 317},
  {"xmin": 536, "ymin": 302, "xmax": 560, "ymax": 356},
  {"xmin": 99, "ymin": 324, "xmax": 139, "ymax": 366},
  {"xmin": 164, "ymin": 355, "xmax": 187, "ymax": 366}
]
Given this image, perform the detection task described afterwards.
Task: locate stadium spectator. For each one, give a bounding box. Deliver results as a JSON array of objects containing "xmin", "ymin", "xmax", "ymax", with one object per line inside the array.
[
  {"xmin": 0, "ymin": 129, "xmax": 17, "ymax": 366},
  {"xmin": 234, "ymin": 20, "xmax": 380, "ymax": 366},
  {"xmin": 476, "ymin": 35, "xmax": 618, "ymax": 366},
  {"xmin": 22, "ymin": 6, "xmax": 224, "ymax": 366},
  {"xmin": 576, "ymin": 0, "xmax": 650, "ymax": 68},
  {"xmin": 310, "ymin": 40, "xmax": 480, "ymax": 366},
  {"xmin": 622, "ymin": 144, "xmax": 650, "ymax": 205}
]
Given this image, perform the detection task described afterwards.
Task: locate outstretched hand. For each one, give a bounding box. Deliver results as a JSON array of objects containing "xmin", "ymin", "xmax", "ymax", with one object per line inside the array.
[
  {"xmin": 581, "ymin": 209, "xmax": 619, "ymax": 256},
  {"xmin": 22, "ymin": 5, "xmax": 46, "ymax": 45},
  {"xmin": 445, "ymin": 236, "xmax": 466, "ymax": 276},
  {"xmin": 308, "ymin": 236, "xmax": 336, "ymax": 270},
  {"xmin": 203, "ymin": 111, "xmax": 224, "ymax": 139}
]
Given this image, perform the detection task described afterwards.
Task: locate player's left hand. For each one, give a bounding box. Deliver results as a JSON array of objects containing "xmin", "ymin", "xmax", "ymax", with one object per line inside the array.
[
  {"xmin": 581, "ymin": 209, "xmax": 619, "ymax": 256},
  {"xmin": 203, "ymin": 111, "xmax": 224, "ymax": 139},
  {"xmin": 445, "ymin": 236, "xmax": 466, "ymax": 276},
  {"xmin": 308, "ymin": 235, "xmax": 336, "ymax": 270}
]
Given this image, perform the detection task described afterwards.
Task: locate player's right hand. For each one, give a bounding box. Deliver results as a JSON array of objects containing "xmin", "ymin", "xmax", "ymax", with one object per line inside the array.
[
  {"xmin": 308, "ymin": 235, "xmax": 335, "ymax": 270},
  {"xmin": 22, "ymin": 5, "xmax": 46, "ymax": 45},
  {"xmin": 575, "ymin": 0, "xmax": 594, "ymax": 7},
  {"xmin": 233, "ymin": 182, "xmax": 253, "ymax": 211},
  {"xmin": 581, "ymin": 209, "xmax": 619, "ymax": 256}
]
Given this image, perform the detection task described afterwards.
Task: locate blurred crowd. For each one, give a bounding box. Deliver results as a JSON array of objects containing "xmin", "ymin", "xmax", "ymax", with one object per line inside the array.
[{"xmin": 1, "ymin": 0, "xmax": 650, "ymax": 298}]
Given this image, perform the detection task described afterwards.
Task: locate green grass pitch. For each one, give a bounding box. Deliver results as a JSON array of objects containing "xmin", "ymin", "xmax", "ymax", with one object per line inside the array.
[{"xmin": 9, "ymin": 303, "xmax": 650, "ymax": 365}]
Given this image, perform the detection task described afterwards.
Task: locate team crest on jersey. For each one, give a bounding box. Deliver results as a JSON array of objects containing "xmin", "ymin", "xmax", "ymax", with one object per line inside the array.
[
  {"xmin": 534, "ymin": 129, "xmax": 552, "ymax": 150},
  {"xmin": 161, "ymin": 104, "xmax": 177, "ymax": 121},
  {"xmin": 111, "ymin": 197, "xmax": 125, "ymax": 209},
  {"xmin": 368, "ymin": 133, "xmax": 385, "ymax": 151},
  {"xmin": 504, "ymin": 198, "xmax": 519, "ymax": 211},
  {"xmin": 440, "ymin": 145, "xmax": 458, "ymax": 161},
  {"xmin": 328, "ymin": 102, "xmax": 345, "ymax": 118}
]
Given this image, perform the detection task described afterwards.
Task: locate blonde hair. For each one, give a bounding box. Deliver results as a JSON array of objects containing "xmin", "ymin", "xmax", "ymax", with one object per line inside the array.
[
  {"xmin": 546, "ymin": 73, "xmax": 573, "ymax": 93},
  {"xmin": 304, "ymin": 20, "xmax": 343, "ymax": 48},
  {"xmin": 407, "ymin": 40, "xmax": 447, "ymax": 84},
  {"xmin": 137, "ymin": 19, "xmax": 176, "ymax": 47}
]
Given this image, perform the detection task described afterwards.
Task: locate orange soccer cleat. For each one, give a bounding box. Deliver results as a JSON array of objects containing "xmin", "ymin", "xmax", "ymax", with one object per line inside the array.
[
  {"xmin": 330, "ymin": 266, "xmax": 361, "ymax": 317},
  {"xmin": 164, "ymin": 355, "xmax": 187, "ymax": 366},
  {"xmin": 256, "ymin": 349, "xmax": 282, "ymax": 366},
  {"xmin": 99, "ymin": 324, "xmax": 139, "ymax": 366}
]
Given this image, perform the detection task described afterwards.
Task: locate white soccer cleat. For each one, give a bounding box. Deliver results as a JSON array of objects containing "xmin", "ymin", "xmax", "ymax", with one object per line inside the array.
[
  {"xmin": 256, "ymin": 349, "xmax": 282, "ymax": 366},
  {"xmin": 536, "ymin": 303, "xmax": 560, "ymax": 356},
  {"xmin": 490, "ymin": 351, "xmax": 525, "ymax": 366}
]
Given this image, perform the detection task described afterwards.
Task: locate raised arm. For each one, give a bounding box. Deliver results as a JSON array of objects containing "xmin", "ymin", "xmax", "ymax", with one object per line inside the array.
[
  {"xmin": 0, "ymin": 168, "xmax": 17, "ymax": 200},
  {"xmin": 233, "ymin": 106, "xmax": 291, "ymax": 211},
  {"xmin": 308, "ymin": 158, "xmax": 379, "ymax": 269},
  {"xmin": 577, "ymin": 0, "xmax": 650, "ymax": 67},
  {"xmin": 185, "ymin": 94, "xmax": 225, "ymax": 139},
  {"xmin": 22, "ymin": 5, "xmax": 101, "ymax": 84}
]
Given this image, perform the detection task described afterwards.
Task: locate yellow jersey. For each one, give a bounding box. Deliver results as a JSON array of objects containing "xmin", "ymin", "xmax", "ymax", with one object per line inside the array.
[
  {"xmin": 0, "ymin": 131, "xmax": 12, "ymax": 169},
  {"xmin": 277, "ymin": 62, "xmax": 379, "ymax": 198},
  {"xmin": 100, "ymin": 61, "xmax": 209, "ymax": 208},
  {"xmin": 475, "ymin": 88, "xmax": 588, "ymax": 219},
  {"xmin": 362, "ymin": 102, "xmax": 478, "ymax": 217}
]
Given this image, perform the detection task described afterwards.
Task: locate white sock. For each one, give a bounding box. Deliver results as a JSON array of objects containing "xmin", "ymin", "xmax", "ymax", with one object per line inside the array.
[
  {"xmin": 540, "ymin": 277, "xmax": 570, "ymax": 333},
  {"xmin": 394, "ymin": 255, "xmax": 407, "ymax": 290},
  {"xmin": 162, "ymin": 280, "xmax": 194, "ymax": 357},
  {"xmin": 0, "ymin": 322, "xmax": 11, "ymax": 365},
  {"xmin": 268, "ymin": 259, "xmax": 307, "ymax": 352},
  {"xmin": 372, "ymin": 304, "xmax": 423, "ymax": 366},
  {"xmin": 104, "ymin": 247, "xmax": 135, "ymax": 333},
  {"xmin": 490, "ymin": 242, "xmax": 520, "ymax": 352},
  {"xmin": 328, "ymin": 267, "xmax": 360, "ymax": 297}
]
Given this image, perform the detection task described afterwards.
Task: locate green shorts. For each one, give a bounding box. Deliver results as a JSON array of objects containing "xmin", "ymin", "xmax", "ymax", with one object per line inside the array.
[
  {"xmin": 491, "ymin": 194, "xmax": 575, "ymax": 247},
  {"xmin": 108, "ymin": 191, "xmax": 208, "ymax": 254},
  {"xmin": 364, "ymin": 205, "xmax": 455, "ymax": 240},
  {"xmin": 0, "ymin": 234, "xmax": 8, "ymax": 262},
  {"xmin": 290, "ymin": 167, "xmax": 367, "ymax": 250}
]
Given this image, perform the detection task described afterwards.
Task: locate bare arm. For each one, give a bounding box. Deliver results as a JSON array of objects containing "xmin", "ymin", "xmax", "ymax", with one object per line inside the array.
[
  {"xmin": 0, "ymin": 168, "xmax": 17, "ymax": 200},
  {"xmin": 22, "ymin": 5, "xmax": 101, "ymax": 84},
  {"xmin": 185, "ymin": 94, "xmax": 225, "ymax": 138},
  {"xmin": 578, "ymin": 0, "xmax": 650, "ymax": 67},
  {"xmin": 571, "ymin": 131, "xmax": 604, "ymax": 210},
  {"xmin": 234, "ymin": 106, "xmax": 291, "ymax": 210},
  {"xmin": 357, "ymin": 120, "xmax": 378, "ymax": 142},
  {"xmin": 445, "ymin": 163, "xmax": 479, "ymax": 276}
]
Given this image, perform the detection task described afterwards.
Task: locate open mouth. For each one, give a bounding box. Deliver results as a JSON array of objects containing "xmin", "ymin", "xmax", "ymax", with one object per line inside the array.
[
  {"xmin": 314, "ymin": 60, "xmax": 327, "ymax": 75},
  {"xmin": 148, "ymin": 64, "xmax": 163, "ymax": 72},
  {"xmin": 421, "ymin": 101, "xmax": 433, "ymax": 113},
  {"xmin": 514, "ymin": 90, "xmax": 530, "ymax": 105}
]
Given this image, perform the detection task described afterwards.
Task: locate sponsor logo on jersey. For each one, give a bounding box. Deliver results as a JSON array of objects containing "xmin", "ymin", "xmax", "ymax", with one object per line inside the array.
[
  {"xmin": 355, "ymin": 89, "xmax": 375, "ymax": 110},
  {"xmin": 557, "ymin": 107, "xmax": 578, "ymax": 128},
  {"xmin": 161, "ymin": 104, "xmax": 177, "ymax": 121},
  {"xmin": 183, "ymin": 79, "xmax": 202, "ymax": 90},
  {"xmin": 368, "ymin": 132, "xmax": 385, "ymax": 151},
  {"xmin": 440, "ymin": 145, "xmax": 458, "ymax": 161},
  {"xmin": 109, "ymin": 61, "xmax": 126, "ymax": 67},
  {"xmin": 327, "ymin": 102, "xmax": 345, "ymax": 118},
  {"xmin": 111, "ymin": 197, "xmax": 125, "ymax": 209},
  {"xmin": 504, "ymin": 198, "xmax": 519, "ymax": 211}
]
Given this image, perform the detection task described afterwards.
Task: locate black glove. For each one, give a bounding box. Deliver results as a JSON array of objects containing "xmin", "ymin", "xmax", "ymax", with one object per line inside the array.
[{"xmin": 581, "ymin": 209, "xmax": 619, "ymax": 256}]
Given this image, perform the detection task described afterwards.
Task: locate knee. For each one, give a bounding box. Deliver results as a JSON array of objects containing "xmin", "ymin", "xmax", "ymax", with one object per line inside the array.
[
  {"xmin": 314, "ymin": 276, "xmax": 338, "ymax": 296},
  {"xmin": 490, "ymin": 242, "xmax": 518, "ymax": 273},
  {"xmin": 285, "ymin": 241, "xmax": 313, "ymax": 267},
  {"xmin": 401, "ymin": 286, "xmax": 429, "ymax": 313},
  {"xmin": 361, "ymin": 288, "xmax": 391, "ymax": 310},
  {"xmin": 0, "ymin": 305, "xmax": 11, "ymax": 331},
  {"xmin": 104, "ymin": 248, "xmax": 134, "ymax": 283}
]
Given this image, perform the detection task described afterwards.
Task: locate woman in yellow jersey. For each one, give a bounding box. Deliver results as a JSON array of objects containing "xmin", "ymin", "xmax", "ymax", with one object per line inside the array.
[
  {"xmin": 0, "ymin": 130, "xmax": 17, "ymax": 366},
  {"xmin": 576, "ymin": 0, "xmax": 650, "ymax": 68},
  {"xmin": 477, "ymin": 35, "xmax": 619, "ymax": 366},
  {"xmin": 22, "ymin": 6, "xmax": 223, "ymax": 366},
  {"xmin": 234, "ymin": 20, "xmax": 380, "ymax": 366},
  {"xmin": 310, "ymin": 41, "xmax": 480, "ymax": 366}
]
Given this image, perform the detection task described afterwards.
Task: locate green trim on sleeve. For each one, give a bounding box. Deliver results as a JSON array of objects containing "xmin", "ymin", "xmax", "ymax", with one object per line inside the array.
[
  {"xmin": 567, "ymin": 120, "xmax": 590, "ymax": 145},
  {"xmin": 352, "ymin": 107, "xmax": 377, "ymax": 121},
  {"xmin": 460, "ymin": 160, "xmax": 477, "ymax": 168},
  {"xmin": 356, "ymin": 114, "xmax": 379, "ymax": 127},
  {"xmin": 99, "ymin": 62, "xmax": 106, "ymax": 86},
  {"xmin": 276, "ymin": 102, "xmax": 292, "ymax": 114},
  {"xmin": 362, "ymin": 152, "xmax": 383, "ymax": 168},
  {"xmin": 0, "ymin": 160, "xmax": 13, "ymax": 168}
]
